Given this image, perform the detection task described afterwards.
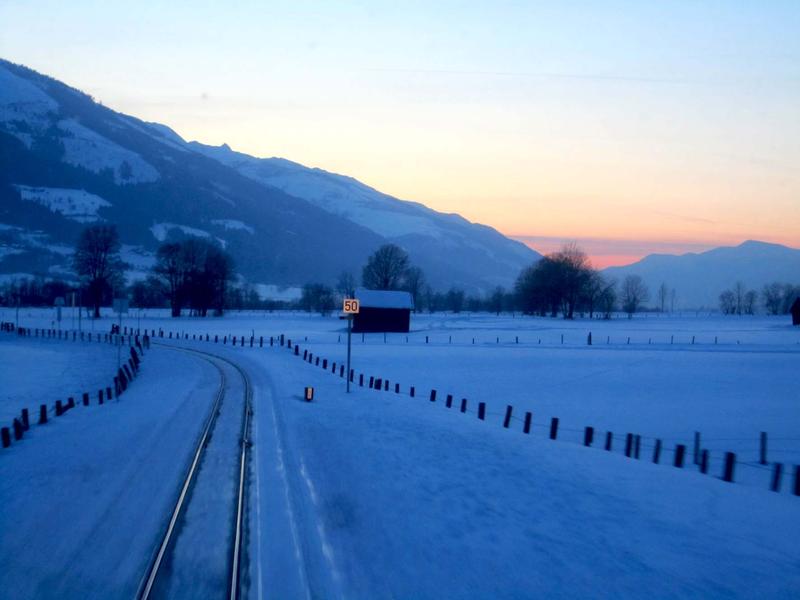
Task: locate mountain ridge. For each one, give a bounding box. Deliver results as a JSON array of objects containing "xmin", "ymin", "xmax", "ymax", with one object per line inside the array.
[
  {"xmin": 0, "ymin": 58, "xmax": 540, "ymax": 293},
  {"xmin": 602, "ymin": 240, "xmax": 800, "ymax": 309}
]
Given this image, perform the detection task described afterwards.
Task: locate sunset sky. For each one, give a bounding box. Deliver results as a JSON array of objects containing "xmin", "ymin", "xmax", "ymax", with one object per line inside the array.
[{"xmin": 2, "ymin": 1, "xmax": 798, "ymax": 267}]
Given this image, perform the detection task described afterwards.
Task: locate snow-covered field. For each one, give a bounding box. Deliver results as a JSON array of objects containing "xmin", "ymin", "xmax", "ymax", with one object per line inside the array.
[
  {"xmin": 0, "ymin": 335, "xmax": 119, "ymax": 423},
  {"xmin": 1, "ymin": 309, "xmax": 798, "ymax": 598}
]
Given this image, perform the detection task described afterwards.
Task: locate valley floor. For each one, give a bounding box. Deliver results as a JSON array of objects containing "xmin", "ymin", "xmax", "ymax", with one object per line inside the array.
[{"xmin": 0, "ymin": 309, "xmax": 798, "ymax": 598}]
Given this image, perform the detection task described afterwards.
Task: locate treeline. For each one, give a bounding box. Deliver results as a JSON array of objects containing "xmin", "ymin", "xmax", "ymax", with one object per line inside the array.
[
  {"xmin": 719, "ymin": 281, "xmax": 800, "ymax": 315},
  {"xmin": 0, "ymin": 224, "xmax": 236, "ymax": 318}
]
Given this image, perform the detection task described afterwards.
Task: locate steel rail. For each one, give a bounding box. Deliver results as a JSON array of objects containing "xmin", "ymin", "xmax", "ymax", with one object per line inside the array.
[{"xmin": 137, "ymin": 343, "xmax": 253, "ymax": 600}]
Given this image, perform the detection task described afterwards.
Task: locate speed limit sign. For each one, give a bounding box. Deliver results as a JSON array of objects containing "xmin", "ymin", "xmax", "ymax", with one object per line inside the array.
[{"xmin": 343, "ymin": 299, "xmax": 360, "ymax": 314}]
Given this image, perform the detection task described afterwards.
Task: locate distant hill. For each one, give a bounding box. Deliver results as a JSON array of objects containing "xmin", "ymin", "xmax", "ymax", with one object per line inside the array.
[
  {"xmin": 0, "ymin": 58, "xmax": 539, "ymax": 293},
  {"xmin": 603, "ymin": 240, "xmax": 800, "ymax": 309}
]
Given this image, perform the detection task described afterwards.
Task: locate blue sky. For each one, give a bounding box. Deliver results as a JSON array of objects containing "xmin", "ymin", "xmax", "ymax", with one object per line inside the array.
[{"xmin": 2, "ymin": 1, "xmax": 798, "ymax": 265}]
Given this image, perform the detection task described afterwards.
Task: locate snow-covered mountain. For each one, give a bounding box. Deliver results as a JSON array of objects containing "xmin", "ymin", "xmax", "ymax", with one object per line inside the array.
[
  {"xmin": 0, "ymin": 58, "xmax": 539, "ymax": 292},
  {"xmin": 603, "ymin": 241, "xmax": 800, "ymax": 309}
]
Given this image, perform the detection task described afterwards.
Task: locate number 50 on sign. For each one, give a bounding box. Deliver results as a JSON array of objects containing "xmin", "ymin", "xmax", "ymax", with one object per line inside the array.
[{"xmin": 343, "ymin": 299, "xmax": 360, "ymax": 314}]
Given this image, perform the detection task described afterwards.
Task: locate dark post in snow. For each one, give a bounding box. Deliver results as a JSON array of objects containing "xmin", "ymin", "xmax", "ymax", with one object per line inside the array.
[
  {"xmin": 39, "ymin": 404, "xmax": 48, "ymax": 424},
  {"xmin": 21, "ymin": 408, "xmax": 29, "ymax": 430},
  {"xmin": 693, "ymin": 431, "xmax": 701, "ymax": 465},
  {"xmin": 794, "ymin": 466, "xmax": 800, "ymax": 497},
  {"xmin": 624, "ymin": 434, "xmax": 633, "ymax": 457},
  {"xmin": 446, "ymin": 394, "xmax": 453, "ymax": 408},
  {"xmin": 605, "ymin": 431, "xmax": 613, "ymax": 451},
  {"xmin": 700, "ymin": 449, "xmax": 709, "ymax": 474},
  {"xmin": 13, "ymin": 418, "xmax": 23, "ymax": 441},
  {"xmin": 674, "ymin": 444, "xmax": 686, "ymax": 468},
  {"xmin": 410, "ymin": 386, "xmax": 415, "ymax": 397},
  {"xmin": 82, "ymin": 392, "xmax": 89, "ymax": 406},
  {"xmin": 503, "ymin": 405, "xmax": 513, "ymax": 428},
  {"xmin": 1, "ymin": 427, "xmax": 9, "ymax": 448},
  {"xmin": 429, "ymin": 389, "xmax": 437, "ymax": 403},
  {"xmin": 584, "ymin": 426, "xmax": 594, "ymax": 446},
  {"xmin": 55, "ymin": 400, "xmax": 63, "ymax": 417},
  {"xmin": 98, "ymin": 390, "xmax": 104, "ymax": 405},
  {"xmin": 478, "ymin": 402, "xmax": 486, "ymax": 420},
  {"xmin": 770, "ymin": 463, "xmax": 783, "ymax": 492},
  {"xmin": 549, "ymin": 417, "xmax": 559, "ymax": 440},
  {"xmin": 722, "ymin": 452, "xmax": 736, "ymax": 483},
  {"xmin": 460, "ymin": 398, "xmax": 467, "ymax": 413},
  {"xmin": 653, "ymin": 439, "xmax": 662, "ymax": 464}
]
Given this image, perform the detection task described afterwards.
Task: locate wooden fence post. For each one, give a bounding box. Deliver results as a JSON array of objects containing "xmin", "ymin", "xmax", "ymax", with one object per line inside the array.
[
  {"xmin": 82, "ymin": 392, "xmax": 89, "ymax": 406},
  {"xmin": 584, "ymin": 426, "xmax": 594, "ymax": 446},
  {"xmin": 39, "ymin": 404, "xmax": 48, "ymax": 424},
  {"xmin": 700, "ymin": 449, "xmax": 709, "ymax": 474},
  {"xmin": 523, "ymin": 412, "xmax": 532, "ymax": 434},
  {"xmin": 693, "ymin": 431, "xmax": 701, "ymax": 465},
  {"xmin": 446, "ymin": 394, "xmax": 453, "ymax": 408},
  {"xmin": 722, "ymin": 452, "xmax": 736, "ymax": 483},
  {"xmin": 21, "ymin": 408, "xmax": 29, "ymax": 430},
  {"xmin": 478, "ymin": 402, "xmax": 486, "ymax": 420},
  {"xmin": 605, "ymin": 431, "xmax": 613, "ymax": 451},
  {"xmin": 410, "ymin": 386, "xmax": 415, "ymax": 397},
  {"xmin": 794, "ymin": 466, "xmax": 800, "ymax": 497},
  {"xmin": 674, "ymin": 444, "xmax": 686, "ymax": 468},
  {"xmin": 55, "ymin": 400, "xmax": 63, "ymax": 416},
  {"xmin": 653, "ymin": 439, "xmax": 662, "ymax": 464},
  {"xmin": 394, "ymin": 383, "xmax": 400, "ymax": 393},
  {"xmin": 429, "ymin": 389, "xmax": 437, "ymax": 402},
  {"xmin": 13, "ymin": 419, "xmax": 23, "ymax": 441},
  {"xmin": 359, "ymin": 374, "xmax": 364, "ymax": 387},
  {"xmin": 771, "ymin": 463, "xmax": 783, "ymax": 492},
  {"xmin": 549, "ymin": 417, "xmax": 559, "ymax": 440},
  {"xmin": 503, "ymin": 405, "xmax": 513, "ymax": 428},
  {"xmin": 624, "ymin": 434, "xmax": 633, "ymax": 457},
  {"xmin": 1, "ymin": 427, "xmax": 9, "ymax": 448}
]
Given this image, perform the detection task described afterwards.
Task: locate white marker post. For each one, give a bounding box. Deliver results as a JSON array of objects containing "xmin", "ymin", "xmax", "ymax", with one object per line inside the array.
[{"xmin": 342, "ymin": 298, "xmax": 360, "ymax": 393}]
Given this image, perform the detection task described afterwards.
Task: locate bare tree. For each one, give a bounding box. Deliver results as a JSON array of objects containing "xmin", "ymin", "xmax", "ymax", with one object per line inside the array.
[
  {"xmin": 598, "ymin": 279, "xmax": 617, "ymax": 319},
  {"xmin": 733, "ymin": 281, "xmax": 747, "ymax": 315},
  {"xmin": 620, "ymin": 275, "xmax": 649, "ymax": 318},
  {"xmin": 657, "ymin": 282, "xmax": 669, "ymax": 312},
  {"xmin": 362, "ymin": 244, "xmax": 410, "ymax": 290},
  {"xmin": 73, "ymin": 224, "xmax": 125, "ymax": 318},
  {"xmin": 762, "ymin": 282, "xmax": 783, "ymax": 315},
  {"xmin": 719, "ymin": 289, "xmax": 736, "ymax": 315},
  {"xmin": 489, "ymin": 286, "xmax": 505, "ymax": 316},
  {"xmin": 743, "ymin": 289, "xmax": 758, "ymax": 315},
  {"xmin": 336, "ymin": 271, "xmax": 357, "ymax": 299},
  {"xmin": 403, "ymin": 266, "xmax": 425, "ymax": 312}
]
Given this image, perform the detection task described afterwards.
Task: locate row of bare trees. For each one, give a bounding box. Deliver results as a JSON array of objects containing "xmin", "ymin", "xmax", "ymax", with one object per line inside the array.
[
  {"xmin": 514, "ymin": 244, "xmax": 651, "ymax": 319},
  {"xmin": 720, "ymin": 281, "xmax": 799, "ymax": 316}
]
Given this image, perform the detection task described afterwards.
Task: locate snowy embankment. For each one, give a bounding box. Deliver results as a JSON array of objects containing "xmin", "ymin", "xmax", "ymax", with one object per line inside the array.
[
  {"xmin": 0, "ymin": 345, "xmax": 217, "ymax": 597},
  {"xmin": 0, "ymin": 335, "xmax": 119, "ymax": 424}
]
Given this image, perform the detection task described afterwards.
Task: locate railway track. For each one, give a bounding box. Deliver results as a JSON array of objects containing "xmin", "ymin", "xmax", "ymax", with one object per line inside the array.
[{"xmin": 138, "ymin": 344, "xmax": 253, "ymax": 600}]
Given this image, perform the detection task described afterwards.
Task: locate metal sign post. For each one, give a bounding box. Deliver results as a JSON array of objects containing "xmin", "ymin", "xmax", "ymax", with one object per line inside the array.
[{"xmin": 342, "ymin": 299, "xmax": 360, "ymax": 393}]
